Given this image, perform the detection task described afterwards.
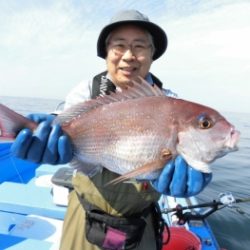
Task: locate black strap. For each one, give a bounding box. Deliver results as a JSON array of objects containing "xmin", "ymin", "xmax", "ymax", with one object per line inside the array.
[
  {"xmin": 151, "ymin": 74, "xmax": 163, "ymax": 89},
  {"xmin": 91, "ymin": 71, "xmax": 116, "ymax": 98}
]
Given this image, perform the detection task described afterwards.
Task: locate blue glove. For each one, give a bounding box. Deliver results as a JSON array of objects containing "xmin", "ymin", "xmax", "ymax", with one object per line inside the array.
[
  {"xmin": 11, "ymin": 113, "xmax": 73, "ymax": 164},
  {"xmin": 151, "ymin": 156, "xmax": 212, "ymax": 197}
]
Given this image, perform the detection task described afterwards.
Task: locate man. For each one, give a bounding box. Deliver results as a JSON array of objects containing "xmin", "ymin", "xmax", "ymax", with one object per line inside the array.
[{"xmin": 12, "ymin": 10, "xmax": 212, "ymax": 250}]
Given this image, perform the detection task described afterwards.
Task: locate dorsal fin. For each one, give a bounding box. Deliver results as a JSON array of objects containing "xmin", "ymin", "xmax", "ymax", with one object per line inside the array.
[{"xmin": 55, "ymin": 77, "xmax": 164, "ymax": 125}]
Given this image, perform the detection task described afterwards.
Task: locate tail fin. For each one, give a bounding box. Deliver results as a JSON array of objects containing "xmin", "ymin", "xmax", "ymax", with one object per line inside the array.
[{"xmin": 0, "ymin": 103, "xmax": 37, "ymax": 141}]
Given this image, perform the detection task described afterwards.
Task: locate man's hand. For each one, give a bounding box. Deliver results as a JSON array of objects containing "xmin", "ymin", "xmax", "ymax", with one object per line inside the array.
[
  {"xmin": 151, "ymin": 156, "xmax": 212, "ymax": 197},
  {"xmin": 11, "ymin": 113, "xmax": 73, "ymax": 164}
]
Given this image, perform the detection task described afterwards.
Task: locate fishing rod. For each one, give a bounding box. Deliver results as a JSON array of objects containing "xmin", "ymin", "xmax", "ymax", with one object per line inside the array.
[{"xmin": 161, "ymin": 192, "xmax": 250, "ymax": 225}]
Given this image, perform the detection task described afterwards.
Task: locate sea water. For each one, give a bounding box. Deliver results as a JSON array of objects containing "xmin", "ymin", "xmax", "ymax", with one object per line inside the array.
[{"xmin": 1, "ymin": 96, "xmax": 250, "ymax": 250}]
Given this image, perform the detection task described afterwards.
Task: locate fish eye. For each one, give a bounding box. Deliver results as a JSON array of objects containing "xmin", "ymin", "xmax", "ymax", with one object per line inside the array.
[{"xmin": 197, "ymin": 114, "xmax": 213, "ymax": 129}]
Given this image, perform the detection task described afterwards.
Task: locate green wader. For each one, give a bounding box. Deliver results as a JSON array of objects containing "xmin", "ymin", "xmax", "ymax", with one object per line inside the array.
[{"xmin": 59, "ymin": 169, "xmax": 161, "ymax": 250}]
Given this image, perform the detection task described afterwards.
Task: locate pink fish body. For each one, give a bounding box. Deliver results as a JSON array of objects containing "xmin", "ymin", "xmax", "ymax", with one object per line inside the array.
[{"xmin": 0, "ymin": 78, "xmax": 240, "ymax": 181}]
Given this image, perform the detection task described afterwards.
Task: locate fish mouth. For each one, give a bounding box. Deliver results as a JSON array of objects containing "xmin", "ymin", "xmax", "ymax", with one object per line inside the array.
[
  {"xmin": 224, "ymin": 128, "xmax": 240, "ymax": 150},
  {"xmin": 203, "ymin": 129, "xmax": 240, "ymax": 164}
]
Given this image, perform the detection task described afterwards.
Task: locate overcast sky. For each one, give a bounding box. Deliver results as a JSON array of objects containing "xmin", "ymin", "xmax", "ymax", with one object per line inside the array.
[{"xmin": 0, "ymin": 0, "xmax": 249, "ymax": 113}]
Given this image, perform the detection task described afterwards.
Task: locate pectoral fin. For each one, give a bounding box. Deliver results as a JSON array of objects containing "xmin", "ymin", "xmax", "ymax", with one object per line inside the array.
[{"xmin": 106, "ymin": 149, "xmax": 172, "ymax": 186}]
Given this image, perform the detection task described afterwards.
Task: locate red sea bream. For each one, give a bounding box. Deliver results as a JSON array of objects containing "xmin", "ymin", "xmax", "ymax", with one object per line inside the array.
[{"xmin": 0, "ymin": 78, "xmax": 240, "ymax": 182}]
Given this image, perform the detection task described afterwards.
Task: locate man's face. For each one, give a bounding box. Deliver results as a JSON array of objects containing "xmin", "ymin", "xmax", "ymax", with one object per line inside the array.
[{"xmin": 106, "ymin": 25, "xmax": 154, "ymax": 89}]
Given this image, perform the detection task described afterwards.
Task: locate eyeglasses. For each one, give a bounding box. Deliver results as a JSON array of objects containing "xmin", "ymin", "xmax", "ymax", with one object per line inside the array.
[{"xmin": 108, "ymin": 41, "xmax": 152, "ymax": 57}]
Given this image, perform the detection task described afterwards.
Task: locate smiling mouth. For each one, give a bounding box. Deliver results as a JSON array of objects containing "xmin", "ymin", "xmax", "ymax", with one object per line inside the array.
[{"xmin": 119, "ymin": 67, "xmax": 137, "ymax": 73}]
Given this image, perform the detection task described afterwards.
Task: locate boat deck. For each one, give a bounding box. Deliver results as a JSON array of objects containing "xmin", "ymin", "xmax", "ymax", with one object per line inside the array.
[{"xmin": 0, "ymin": 158, "xmax": 66, "ymax": 249}]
